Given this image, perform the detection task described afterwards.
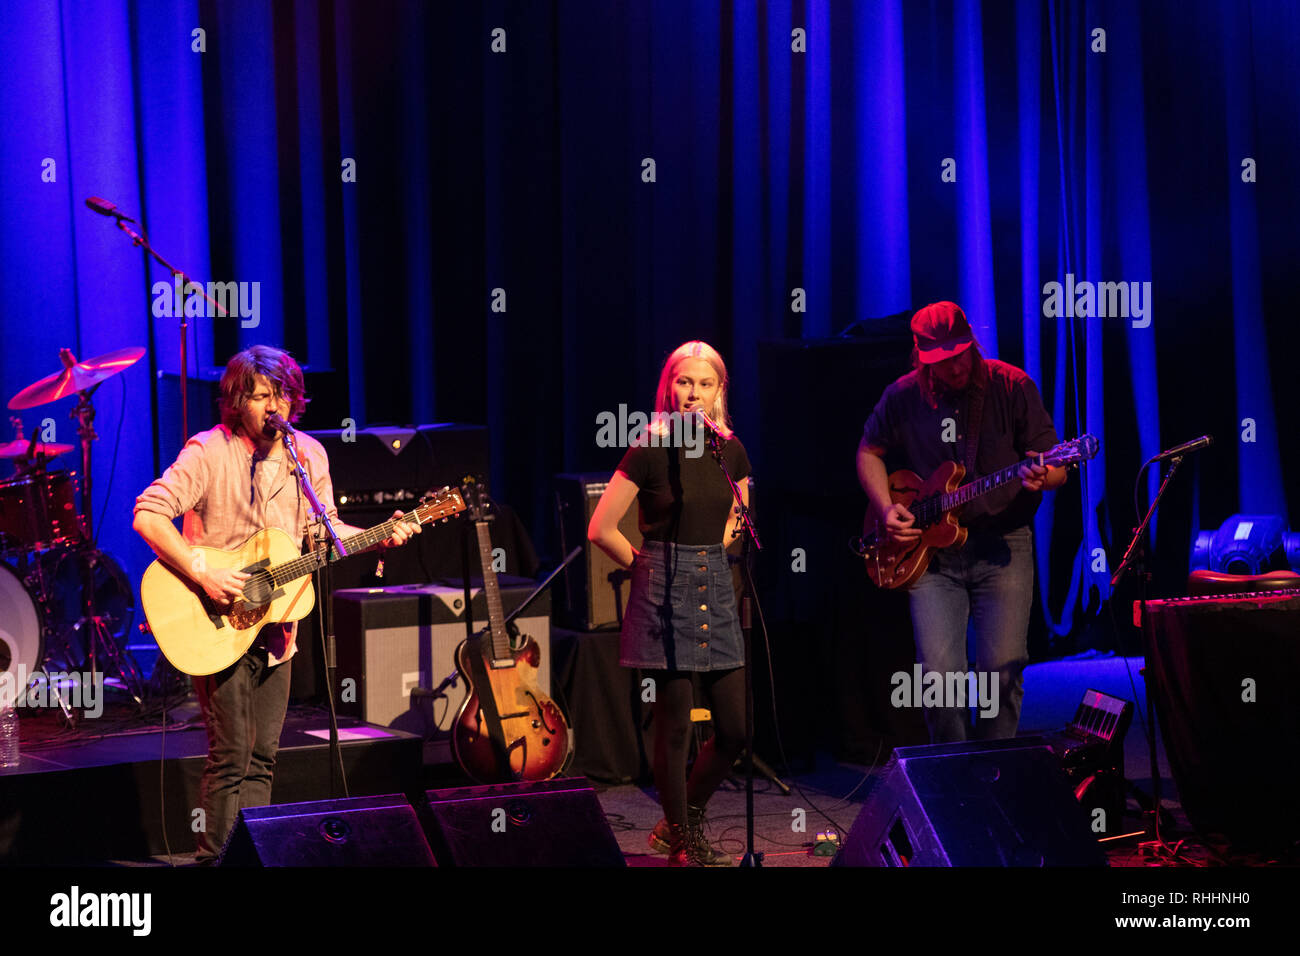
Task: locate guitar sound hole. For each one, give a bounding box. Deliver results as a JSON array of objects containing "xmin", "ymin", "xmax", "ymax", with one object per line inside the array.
[{"xmin": 242, "ymin": 569, "xmax": 275, "ymax": 605}]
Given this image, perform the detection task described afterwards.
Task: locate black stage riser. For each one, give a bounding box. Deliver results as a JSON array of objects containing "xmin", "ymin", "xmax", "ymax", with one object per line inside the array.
[{"xmin": 0, "ymin": 727, "xmax": 422, "ymax": 864}]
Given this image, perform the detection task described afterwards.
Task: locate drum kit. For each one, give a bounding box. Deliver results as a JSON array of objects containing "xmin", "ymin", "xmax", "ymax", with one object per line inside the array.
[{"xmin": 2, "ymin": 346, "xmax": 147, "ymax": 718}]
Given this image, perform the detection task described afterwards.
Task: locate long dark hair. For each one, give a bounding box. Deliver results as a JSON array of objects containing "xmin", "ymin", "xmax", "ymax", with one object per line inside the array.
[{"xmin": 218, "ymin": 345, "xmax": 309, "ymax": 430}]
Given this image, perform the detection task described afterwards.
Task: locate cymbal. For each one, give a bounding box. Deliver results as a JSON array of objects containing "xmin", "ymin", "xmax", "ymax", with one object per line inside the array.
[
  {"xmin": 8, "ymin": 346, "xmax": 146, "ymax": 410},
  {"xmin": 0, "ymin": 439, "xmax": 74, "ymax": 459}
]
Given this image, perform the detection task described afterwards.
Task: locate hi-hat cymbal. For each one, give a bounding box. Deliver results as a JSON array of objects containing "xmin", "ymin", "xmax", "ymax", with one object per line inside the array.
[
  {"xmin": 0, "ymin": 439, "xmax": 75, "ymax": 459},
  {"xmin": 8, "ymin": 346, "xmax": 146, "ymax": 410}
]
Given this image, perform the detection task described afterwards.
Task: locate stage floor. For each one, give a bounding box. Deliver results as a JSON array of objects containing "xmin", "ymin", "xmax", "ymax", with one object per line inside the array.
[{"xmin": 1, "ymin": 680, "xmax": 1293, "ymax": 867}]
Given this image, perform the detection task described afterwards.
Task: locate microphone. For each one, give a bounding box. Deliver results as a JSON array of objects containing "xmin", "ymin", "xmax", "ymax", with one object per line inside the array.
[
  {"xmin": 1151, "ymin": 434, "xmax": 1212, "ymax": 463},
  {"xmin": 687, "ymin": 406, "xmax": 735, "ymax": 442},
  {"xmin": 84, "ymin": 196, "xmax": 136, "ymax": 223},
  {"xmin": 262, "ymin": 412, "xmax": 293, "ymax": 439}
]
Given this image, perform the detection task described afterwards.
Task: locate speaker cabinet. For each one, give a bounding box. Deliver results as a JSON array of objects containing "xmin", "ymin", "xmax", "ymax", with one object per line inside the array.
[
  {"xmin": 420, "ymin": 777, "xmax": 625, "ymax": 867},
  {"xmin": 333, "ymin": 581, "xmax": 552, "ymax": 765},
  {"xmin": 219, "ymin": 794, "xmax": 436, "ymax": 867},
  {"xmin": 833, "ymin": 737, "xmax": 1107, "ymax": 867},
  {"xmin": 554, "ymin": 473, "xmax": 643, "ymax": 630}
]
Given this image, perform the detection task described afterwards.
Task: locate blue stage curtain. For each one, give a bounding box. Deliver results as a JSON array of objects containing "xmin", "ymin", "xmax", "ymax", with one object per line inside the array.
[{"xmin": 2, "ymin": 1, "xmax": 1296, "ymax": 652}]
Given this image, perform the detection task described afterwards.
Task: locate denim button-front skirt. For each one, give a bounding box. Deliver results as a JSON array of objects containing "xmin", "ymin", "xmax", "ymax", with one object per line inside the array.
[{"xmin": 619, "ymin": 540, "xmax": 743, "ymax": 672}]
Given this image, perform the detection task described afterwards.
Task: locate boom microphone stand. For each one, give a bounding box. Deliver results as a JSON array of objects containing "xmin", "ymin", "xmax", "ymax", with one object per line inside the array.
[
  {"xmin": 87, "ymin": 196, "xmax": 231, "ymax": 445},
  {"xmin": 1111, "ymin": 446, "xmax": 1197, "ymax": 860}
]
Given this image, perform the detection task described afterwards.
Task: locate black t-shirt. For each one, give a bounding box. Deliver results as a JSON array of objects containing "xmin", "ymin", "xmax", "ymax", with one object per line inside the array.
[
  {"xmin": 861, "ymin": 358, "xmax": 1059, "ymax": 532},
  {"xmin": 617, "ymin": 437, "xmax": 752, "ymax": 545}
]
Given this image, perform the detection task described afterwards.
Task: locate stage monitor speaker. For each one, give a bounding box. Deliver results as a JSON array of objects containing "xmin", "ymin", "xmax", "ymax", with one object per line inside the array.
[
  {"xmin": 554, "ymin": 472, "xmax": 643, "ymax": 630},
  {"xmin": 421, "ymin": 777, "xmax": 625, "ymax": 867},
  {"xmin": 219, "ymin": 794, "xmax": 437, "ymax": 867},
  {"xmin": 833, "ymin": 737, "xmax": 1107, "ymax": 867}
]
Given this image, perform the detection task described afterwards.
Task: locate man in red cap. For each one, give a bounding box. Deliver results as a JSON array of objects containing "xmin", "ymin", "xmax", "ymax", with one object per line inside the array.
[{"xmin": 856, "ymin": 302, "xmax": 1066, "ymax": 743}]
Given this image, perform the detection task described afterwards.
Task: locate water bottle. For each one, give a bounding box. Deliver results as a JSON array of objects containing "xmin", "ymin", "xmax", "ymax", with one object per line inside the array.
[{"xmin": 0, "ymin": 706, "xmax": 18, "ymax": 767}]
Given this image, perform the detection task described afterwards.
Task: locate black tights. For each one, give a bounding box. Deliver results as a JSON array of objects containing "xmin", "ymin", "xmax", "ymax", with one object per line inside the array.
[{"xmin": 646, "ymin": 667, "xmax": 747, "ymax": 825}]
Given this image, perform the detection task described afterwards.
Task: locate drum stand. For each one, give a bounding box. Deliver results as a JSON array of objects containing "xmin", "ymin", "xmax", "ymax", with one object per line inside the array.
[{"xmin": 58, "ymin": 386, "xmax": 145, "ymax": 707}]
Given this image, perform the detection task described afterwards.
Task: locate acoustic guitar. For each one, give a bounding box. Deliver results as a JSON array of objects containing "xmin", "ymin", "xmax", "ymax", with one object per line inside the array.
[
  {"xmin": 451, "ymin": 480, "xmax": 571, "ymax": 783},
  {"xmin": 141, "ymin": 487, "xmax": 466, "ymax": 676},
  {"xmin": 857, "ymin": 435, "xmax": 1099, "ymax": 589}
]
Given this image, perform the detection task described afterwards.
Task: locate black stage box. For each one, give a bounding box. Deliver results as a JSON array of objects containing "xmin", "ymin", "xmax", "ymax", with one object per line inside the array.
[
  {"xmin": 420, "ymin": 778, "xmax": 625, "ymax": 867},
  {"xmin": 834, "ymin": 737, "xmax": 1106, "ymax": 867},
  {"xmin": 1144, "ymin": 592, "xmax": 1300, "ymax": 848},
  {"xmin": 554, "ymin": 472, "xmax": 643, "ymax": 630},
  {"xmin": 219, "ymin": 794, "xmax": 436, "ymax": 867}
]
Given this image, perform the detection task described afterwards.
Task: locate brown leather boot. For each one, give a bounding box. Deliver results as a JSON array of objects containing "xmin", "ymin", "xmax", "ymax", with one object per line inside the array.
[{"xmin": 684, "ymin": 803, "xmax": 731, "ymax": 866}]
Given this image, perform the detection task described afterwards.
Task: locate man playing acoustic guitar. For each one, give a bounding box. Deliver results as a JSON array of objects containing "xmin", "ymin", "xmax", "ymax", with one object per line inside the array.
[
  {"xmin": 133, "ymin": 346, "xmax": 419, "ymax": 863},
  {"xmin": 856, "ymin": 302, "xmax": 1066, "ymax": 744}
]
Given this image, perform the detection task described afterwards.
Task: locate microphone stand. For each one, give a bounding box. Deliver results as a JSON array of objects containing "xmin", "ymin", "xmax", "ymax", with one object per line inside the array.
[
  {"xmin": 279, "ymin": 421, "xmax": 349, "ymax": 798},
  {"xmin": 105, "ymin": 216, "xmax": 230, "ymax": 445},
  {"xmin": 1111, "ymin": 454, "xmax": 1184, "ymax": 860},
  {"xmin": 700, "ymin": 419, "xmax": 764, "ymax": 867}
]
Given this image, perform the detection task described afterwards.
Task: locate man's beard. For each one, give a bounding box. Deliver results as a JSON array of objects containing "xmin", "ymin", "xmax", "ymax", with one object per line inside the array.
[{"xmin": 934, "ymin": 374, "xmax": 970, "ymax": 398}]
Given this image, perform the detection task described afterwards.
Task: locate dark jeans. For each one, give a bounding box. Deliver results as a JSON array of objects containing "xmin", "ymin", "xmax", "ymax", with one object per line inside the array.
[
  {"xmin": 192, "ymin": 647, "xmax": 292, "ymax": 862},
  {"xmin": 906, "ymin": 526, "xmax": 1033, "ymax": 744}
]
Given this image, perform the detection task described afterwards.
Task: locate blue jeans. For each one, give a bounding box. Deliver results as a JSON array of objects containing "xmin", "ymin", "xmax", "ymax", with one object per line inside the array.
[
  {"xmin": 191, "ymin": 647, "xmax": 292, "ymax": 862},
  {"xmin": 906, "ymin": 526, "xmax": 1033, "ymax": 744}
]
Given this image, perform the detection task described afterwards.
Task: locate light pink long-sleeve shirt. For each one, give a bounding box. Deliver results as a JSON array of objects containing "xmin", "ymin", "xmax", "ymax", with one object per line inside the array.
[{"xmin": 134, "ymin": 424, "xmax": 342, "ymax": 665}]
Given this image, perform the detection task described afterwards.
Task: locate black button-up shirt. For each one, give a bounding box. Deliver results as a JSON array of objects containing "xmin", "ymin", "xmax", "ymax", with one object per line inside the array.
[{"xmin": 861, "ymin": 358, "xmax": 1059, "ymax": 533}]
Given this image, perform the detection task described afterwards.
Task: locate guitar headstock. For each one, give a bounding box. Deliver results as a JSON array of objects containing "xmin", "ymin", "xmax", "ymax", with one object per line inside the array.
[
  {"xmin": 460, "ymin": 476, "xmax": 493, "ymax": 523},
  {"xmin": 1044, "ymin": 434, "xmax": 1100, "ymax": 468},
  {"xmin": 413, "ymin": 486, "xmax": 468, "ymax": 525}
]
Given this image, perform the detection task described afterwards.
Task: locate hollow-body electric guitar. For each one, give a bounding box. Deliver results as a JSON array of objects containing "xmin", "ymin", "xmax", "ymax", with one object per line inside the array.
[
  {"xmin": 452, "ymin": 481, "xmax": 571, "ymax": 783},
  {"xmin": 857, "ymin": 435, "xmax": 1099, "ymax": 589},
  {"xmin": 141, "ymin": 487, "xmax": 466, "ymax": 676}
]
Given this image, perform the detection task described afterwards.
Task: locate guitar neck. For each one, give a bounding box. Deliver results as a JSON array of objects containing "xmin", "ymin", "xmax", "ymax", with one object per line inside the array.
[
  {"xmin": 937, "ymin": 456, "xmax": 1039, "ymax": 513},
  {"xmin": 473, "ymin": 519, "xmax": 512, "ymax": 663},
  {"xmin": 266, "ymin": 498, "xmax": 446, "ymax": 588}
]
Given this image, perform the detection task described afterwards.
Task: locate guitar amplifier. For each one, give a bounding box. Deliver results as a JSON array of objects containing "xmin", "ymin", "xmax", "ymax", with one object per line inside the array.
[
  {"xmin": 333, "ymin": 580, "xmax": 552, "ymax": 765},
  {"xmin": 554, "ymin": 472, "xmax": 643, "ymax": 630},
  {"xmin": 306, "ymin": 423, "xmax": 490, "ymax": 518}
]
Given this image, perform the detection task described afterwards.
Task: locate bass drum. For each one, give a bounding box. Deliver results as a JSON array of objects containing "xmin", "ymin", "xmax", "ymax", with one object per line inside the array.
[{"xmin": 0, "ymin": 560, "xmax": 43, "ymax": 691}]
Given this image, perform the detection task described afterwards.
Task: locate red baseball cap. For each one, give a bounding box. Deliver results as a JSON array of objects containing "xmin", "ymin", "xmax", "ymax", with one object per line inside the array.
[{"xmin": 911, "ymin": 301, "xmax": 974, "ymax": 364}]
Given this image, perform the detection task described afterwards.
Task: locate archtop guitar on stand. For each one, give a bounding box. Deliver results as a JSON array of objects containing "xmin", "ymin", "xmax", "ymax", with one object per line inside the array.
[{"xmin": 451, "ymin": 479, "xmax": 571, "ymax": 783}]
